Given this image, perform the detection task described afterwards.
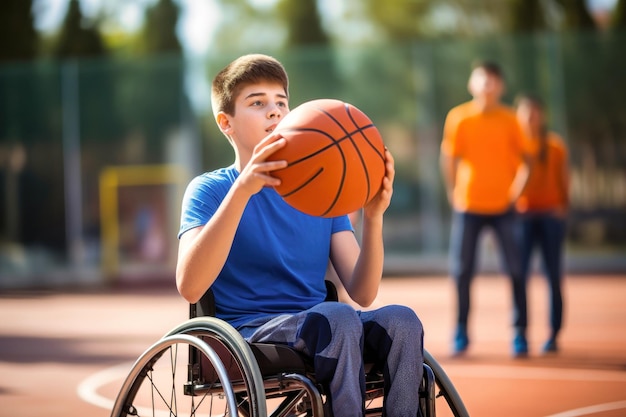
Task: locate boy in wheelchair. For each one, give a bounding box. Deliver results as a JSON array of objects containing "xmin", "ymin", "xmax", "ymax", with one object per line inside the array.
[{"xmin": 176, "ymin": 54, "xmax": 424, "ymax": 417}]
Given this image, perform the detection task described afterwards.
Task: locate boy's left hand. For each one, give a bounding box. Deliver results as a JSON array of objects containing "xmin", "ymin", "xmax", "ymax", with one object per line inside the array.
[{"xmin": 363, "ymin": 149, "xmax": 394, "ymax": 218}]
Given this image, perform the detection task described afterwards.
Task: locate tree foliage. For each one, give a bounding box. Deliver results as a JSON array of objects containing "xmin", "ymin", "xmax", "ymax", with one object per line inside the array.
[
  {"xmin": 553, "ymin": 0, "xmax": 596, "ymax": 29},
  {"xmin": 0, "ymin": 0, "xmax": 38, "ymax": 62},
  {"xmin": 277, "ymin": 0, "xmax": 329, "ymax": 47},
  {"xmin": 138, "ymin": 0, "xmax": 182, "ymax": 55},
  {"xmin": 53, "ymin": 0, "xmax": 106, "ymax": 59},
  {"xmin": 352, "ymin": 0, "xmax": 604, "ymax": 40},
  {"xmin": 612, "ymin": 0, "xmax": 626, "ymax": 28},
  {"xmin": 362, "ymin": 0, "xmax": 437, "ymax": 40},
  {"xmin": 509, "ymin": 0, "xmax": 547, "ymax": 32}
]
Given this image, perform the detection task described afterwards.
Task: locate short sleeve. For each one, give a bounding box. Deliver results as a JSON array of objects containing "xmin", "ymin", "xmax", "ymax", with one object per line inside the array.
[
  {"xmin": 331, "ymin": 214, "xmax": 353, "ymax": 234},
  {"xmin": 178, "ymin": 172, "xmax": 231, "ymax": 239},
  {"xmin": 441, "ymin": 106, "xmax": 464, "ymax": 157}
]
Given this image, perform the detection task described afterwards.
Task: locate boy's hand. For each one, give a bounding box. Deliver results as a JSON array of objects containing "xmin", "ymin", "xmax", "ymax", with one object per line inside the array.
[
  {"xmin": 363, "ymin": 148, "xmax": 395, "ymax": 218},
  {"xmin": 236, "ymin": 133, "xmax": 288, "ymax": 196}
]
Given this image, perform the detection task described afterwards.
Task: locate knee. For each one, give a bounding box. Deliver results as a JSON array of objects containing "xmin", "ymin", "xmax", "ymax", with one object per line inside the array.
[
  {"xmin": 303, "ymin": 302, "xmax": 362, "ymax": 344},
  {"xmin": 325, "ymin": 302, "xmax": 362, "ymax": 334},
  {"xmin": 384, "ymin": 305, "xmax": 424, "ymax": 342}
]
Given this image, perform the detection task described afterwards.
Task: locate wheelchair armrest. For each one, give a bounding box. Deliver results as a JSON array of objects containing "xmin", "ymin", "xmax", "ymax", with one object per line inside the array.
[
  {"xmin": 190, "ymin": 287, "xmax": 216, "ymax": 319},
  {"xmin": 324, "ymin": 280, "xmax": 339, "ymax": 302}
]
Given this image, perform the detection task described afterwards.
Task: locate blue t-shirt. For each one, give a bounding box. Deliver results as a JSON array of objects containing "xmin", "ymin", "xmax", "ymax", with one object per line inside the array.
[{"xmin": 178, "ymin": 165, "xmax": 353, "ymax": 328}]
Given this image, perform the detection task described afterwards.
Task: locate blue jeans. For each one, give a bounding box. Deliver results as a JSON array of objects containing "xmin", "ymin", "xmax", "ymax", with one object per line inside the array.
[
  {"xmin": 519, "ymin": 212, "xmax": 566, "ymax": 337},
  {"xmin": 239, "ymin": 302, "xmax": 424, "ymax": 417},
  {"xmin": 450, "ymin": 209, "xmax": 527, "ymax": 332}
]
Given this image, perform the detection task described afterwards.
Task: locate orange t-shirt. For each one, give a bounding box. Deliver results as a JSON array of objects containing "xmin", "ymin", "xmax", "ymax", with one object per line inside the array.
[
  {"xmin": 441, "ymin": 101, "xmax": 528, "ymax": 214},
  {"xmin": 516, "ymin": 133, "xmax": 568, "ymax": 213}
]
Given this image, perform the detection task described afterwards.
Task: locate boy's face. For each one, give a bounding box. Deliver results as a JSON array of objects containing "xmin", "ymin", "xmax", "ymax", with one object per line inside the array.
[
  {"xmin": 217, "ymin": 82, "xmax": 289, "ymax": 151},
  {"xmin": 468, "ymin": 67, "xmax": 504, "ymax": 103}
]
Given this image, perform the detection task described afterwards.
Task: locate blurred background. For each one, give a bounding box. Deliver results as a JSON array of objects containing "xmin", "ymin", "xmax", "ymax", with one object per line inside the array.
[{"xmin": 1, "ymin": 0, "xmax": 625, "ymax": 289}]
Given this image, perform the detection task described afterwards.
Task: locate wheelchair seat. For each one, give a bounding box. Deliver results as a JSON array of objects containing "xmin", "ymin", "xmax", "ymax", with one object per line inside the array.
[{"xmin": 250, "ymin": 342, "xmax": 309, "ymax": 376}]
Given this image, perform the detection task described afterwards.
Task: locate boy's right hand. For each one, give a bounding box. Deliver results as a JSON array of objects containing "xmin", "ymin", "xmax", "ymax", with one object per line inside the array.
[{"xmin": 236, "ymin": 132, "xmax": 288, "ymax": 196}]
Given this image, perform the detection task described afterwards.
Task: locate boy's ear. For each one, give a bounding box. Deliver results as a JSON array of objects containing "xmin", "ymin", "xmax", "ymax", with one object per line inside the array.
[{"xmin": 216, "ymin": 112, "xmax": 233, "ymax": 134}]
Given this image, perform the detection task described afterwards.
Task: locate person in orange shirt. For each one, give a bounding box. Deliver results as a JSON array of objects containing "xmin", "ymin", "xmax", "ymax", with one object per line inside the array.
[
  {"xmin": 440, "ymin": 61, "xmax": 532, "ymax": 357},
  {"xmin": 515, "ymin": 93, "xmax": 570, "ymax": 354}
]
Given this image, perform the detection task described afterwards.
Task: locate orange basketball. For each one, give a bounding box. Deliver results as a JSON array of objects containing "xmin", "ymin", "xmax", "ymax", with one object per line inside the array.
[{"xmin": 269, "ymin": 98, "xmax": 386, "ymax": 217}]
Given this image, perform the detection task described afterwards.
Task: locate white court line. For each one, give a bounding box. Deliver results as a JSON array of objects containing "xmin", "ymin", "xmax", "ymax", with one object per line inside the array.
[
  {"xmin": 76, "ymin": 362, "xmax": 133, "ymax": 411},
  {"xmin": 77, "ymin": 362, "xmax": 227, "ymax": 417},
  {"xmin": 79, "ymin": 362, "xmax": 626, "ymax": 414},
  {"xmin": 544, "ymin": 400, "xmax": 626, "ymax": 417}
]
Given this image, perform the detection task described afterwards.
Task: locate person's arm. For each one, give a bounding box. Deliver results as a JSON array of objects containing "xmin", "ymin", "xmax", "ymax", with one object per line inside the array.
[
  {"xmin": 176, "ymin": 133, "xmax": 287, "ymax": 303},
  {"xmin": 508, "ymin": 154, "xmax": 531, "ymax": 206},
  {"xmin": 509, "ymin": 117, "xmax": 534, "ymax": 207},
  {"xmin": 440, "ymin": 152, "xmax": 458, "ymax": 207},
  {"xmin": 330, "ymin": 149, "xmax": 395, "ymax": 307},
  {"xmin": 556, "ymin": 142, "xmax": 570, "ymax": 217},
  {"xmin": 440, "ymin": 110, "xmax": 459, "ymax": 207}
]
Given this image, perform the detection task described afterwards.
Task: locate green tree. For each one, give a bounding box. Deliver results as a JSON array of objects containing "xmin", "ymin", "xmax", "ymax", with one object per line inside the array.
[
  {"xmin": 116, "ymin": 0, "xmax": 188, "ymax": 157},
  {"xmin": 209, "ymin": 0, "xmax": 282, "ymax": 53},
  {"xmin": 0, "ymin": 0, "xmax": 40, "ymax": 142},
  {"xmin": 274, "ymin": 0, "xmax": 339, "ymax": 103},
  {"xmin": 277, "ymin": 0, "xmax": 329, "ymax": 47},
  {"xmin": 357, "ymin": 0, "xmax": 541, "ymax": 40},
  {"xmin": 612, "ymin": 0, "xmax": 626, "ymax": 28},
  {"xmin": 509, "ymin": 0, "xmax": 547, "ymax": 32},
  {"xmin": 554, "ymin": 0, "xmax": 596, "ymax": 29},
  {"xmin": 0, "ymin": 0, "xmax": 38, "ymax": 62},
  {"xmin": 138, "ymin": 0, "xmax": 182, "ymax": 55},
  {"xmin": 363, "ymin": 0, "xmax": 431, "ymax": 40},
  {"xmin": 53, "ymin": 0, "xmax": 106, "ymax": 59}
]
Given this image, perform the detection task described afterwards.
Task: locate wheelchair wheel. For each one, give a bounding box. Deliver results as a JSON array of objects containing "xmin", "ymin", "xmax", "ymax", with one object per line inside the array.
[
  {"xmin": 111, "ymin": 317, "xmax": 267, "ymax": 417},
  {"xmin": 111, "ymin": 334, "xmax": 238, "ymax": 416},
  {"xmin": 424, "ymin": 350, "xmax": 469, "ymax": 417}
]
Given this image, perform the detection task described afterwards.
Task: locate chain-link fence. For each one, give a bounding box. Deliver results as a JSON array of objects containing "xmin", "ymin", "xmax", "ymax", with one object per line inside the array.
[{"xmin": 1, "ymin": 31, "xmax": 625, "ymax": 286}]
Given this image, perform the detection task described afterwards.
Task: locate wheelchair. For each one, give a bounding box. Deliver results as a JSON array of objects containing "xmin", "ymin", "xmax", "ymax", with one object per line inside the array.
[{"xmin": 110, "ymin": 281, "xmax": 469, "ymax": 416}]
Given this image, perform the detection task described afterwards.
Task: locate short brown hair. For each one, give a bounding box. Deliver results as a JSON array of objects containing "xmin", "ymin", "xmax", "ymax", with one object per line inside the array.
[
  {"xmin": 211, "ymin": 54, "xmax": 289, "ymax": 118},
  {"xmin": 471, "ymin": 59, "xmax": 504, "ymax": 79}
]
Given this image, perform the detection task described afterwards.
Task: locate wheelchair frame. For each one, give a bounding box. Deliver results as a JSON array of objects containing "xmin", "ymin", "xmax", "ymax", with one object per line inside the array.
[{"xmin": 110, "ymin": 283, "xmax": 469, "ymax": 417}]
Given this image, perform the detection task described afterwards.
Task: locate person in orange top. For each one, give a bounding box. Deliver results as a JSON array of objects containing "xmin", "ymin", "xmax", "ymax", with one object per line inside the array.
[
  {"xmin": 440, "ymin": 60, "xmax": 532, "ymax": 357},
  {"xmin": 515, "ymin": 93, "xmax": 569, "ymax": 354}
]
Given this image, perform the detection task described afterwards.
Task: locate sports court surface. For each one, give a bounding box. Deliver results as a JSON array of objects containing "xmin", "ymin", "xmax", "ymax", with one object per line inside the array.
[{"xmin": 1, "ymin": 273, "xmax": 625, "ymax": 416}]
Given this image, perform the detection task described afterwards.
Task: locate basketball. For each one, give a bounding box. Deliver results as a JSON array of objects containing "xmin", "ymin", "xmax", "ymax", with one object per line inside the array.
[{"xmin": 269, "ymin": 98, "xmax": 386, "ymax": 217}]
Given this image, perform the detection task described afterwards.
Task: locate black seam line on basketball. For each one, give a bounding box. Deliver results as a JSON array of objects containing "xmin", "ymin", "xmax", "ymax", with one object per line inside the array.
[
  {"xmin": 315, "ymin": 104, "xmax": 367, "ymax": 216},
  {"xmin": 344, "ymin": 104, "xmax": 374, "ymax": 202},
  {"xmin": 280, "ymin": 125, "xmax": 376, "ymax": 166},
  {"xmin": 281, "ymin": 167, "xmax": 324, "ymax": 198},
  {"xmin": 319, "ymin": 103, "xmax": 384, "ymax": 204},
  {"xmin": 341, "ymin": 105, "xmax": 385, "ymax": 162},
  {"xmin": 318, "ymin": 104, "xmax": 383, "ymax": 163},
  {"xmin": 280, "ymin": 126, "xmax": 348, "ymax": 216}
]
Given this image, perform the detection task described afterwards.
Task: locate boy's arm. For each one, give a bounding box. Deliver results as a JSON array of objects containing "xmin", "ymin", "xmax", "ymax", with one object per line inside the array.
[
  {"xmin": 330, "ymin": 150, "xmax": 394, "ymax": 307},
  {"xmin": 176, "ymin": 133, "xmax": 287, "ymax": 303},
  {"xmin": 176, "ymin": 184, "xmax": 252, "ymax": 303}
]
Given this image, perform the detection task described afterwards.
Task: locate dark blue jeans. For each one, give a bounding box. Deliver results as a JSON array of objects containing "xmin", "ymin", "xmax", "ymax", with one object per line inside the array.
[
  {"xmin": 240, "ymin": 303, "xmax": 423, "ymax": 417},
  {"xmin": 519, "ymin": 213, "xmax": 566, "ymax": 337},
  {"xmin": 450, "ymin": 210, "xmax": 527, "ymax": 332}
]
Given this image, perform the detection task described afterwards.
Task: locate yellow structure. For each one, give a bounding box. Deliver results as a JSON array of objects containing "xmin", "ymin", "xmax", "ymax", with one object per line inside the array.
[{"xmin": 99, "ymin": 164, "xmax": 188, "ymax": 282}]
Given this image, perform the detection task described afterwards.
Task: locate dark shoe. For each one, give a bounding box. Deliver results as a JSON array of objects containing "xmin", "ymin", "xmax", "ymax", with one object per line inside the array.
[
  {"xmin": 452, "ymin": 326, "xmax": 469, "ymax": 356},
  {"xmin": 512, "ymin": 333, "xmax": 528, "ymax": 358},
  {"xmin": 542, "ymin": 338, "xmax": 558, "ymax": 354}
]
